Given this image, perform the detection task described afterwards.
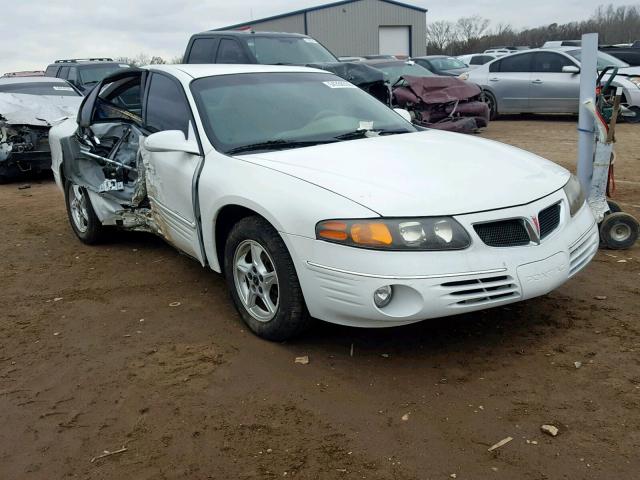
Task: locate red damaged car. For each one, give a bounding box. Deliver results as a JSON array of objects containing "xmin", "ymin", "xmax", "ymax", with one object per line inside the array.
[{"xmin": 363, "ymin": 60, "xmax": 490, "ymax": 133}]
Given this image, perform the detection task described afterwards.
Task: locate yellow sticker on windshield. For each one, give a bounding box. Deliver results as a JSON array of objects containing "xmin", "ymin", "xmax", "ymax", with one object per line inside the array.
[{"xmin": 323, "ymin": 81, "xmax": 356, "ymax": 89}]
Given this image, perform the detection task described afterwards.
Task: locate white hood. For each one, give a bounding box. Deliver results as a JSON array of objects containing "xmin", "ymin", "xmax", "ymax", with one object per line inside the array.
[
  {"xmin": 0, "ymin": 93, "xmax": 82, "ymax": 126},
  {"xmin": 238, "ymin": 130, "xmax": 569, "ymax": 216}
]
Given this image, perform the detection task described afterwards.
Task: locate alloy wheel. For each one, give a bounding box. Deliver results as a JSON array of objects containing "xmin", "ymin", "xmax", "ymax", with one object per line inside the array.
[
  {"xmin": 232, "ymin": 239, "xmax": 279, "ymax": 322},
  {"xmin": 69, "ymin": 184, "xmax": 89, "ymax": 233}
]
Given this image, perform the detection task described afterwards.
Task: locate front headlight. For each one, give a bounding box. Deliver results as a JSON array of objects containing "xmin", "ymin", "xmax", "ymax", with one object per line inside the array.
[
  {"xmin": 316, "ymin": 217, "xmax": 471, "ymax": 250},
  {"xmin": 563, "ymin": 174, "xmax": 586, "ymax": 217},
  {"xmin": 458, "ymin": 72, "xmax": 470, "ymax": 81},
  {"xmin": 629, "ymin": 76, "xmax": 640, "ymax": 89}
]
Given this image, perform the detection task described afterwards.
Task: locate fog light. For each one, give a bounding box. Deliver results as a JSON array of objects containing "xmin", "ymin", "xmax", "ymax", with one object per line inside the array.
[{"xmin": 373, "ymin": 285, "xmax": 393, "ymax": 308}]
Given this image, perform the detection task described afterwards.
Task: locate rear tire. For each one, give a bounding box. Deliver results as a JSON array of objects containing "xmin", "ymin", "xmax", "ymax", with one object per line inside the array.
[
  {"xmin": 599, "ymin": 212, "xmax": 639, "ymax": 250},
  {"xmin": 64, "ymin": 180, "xmax": 105, "ymax": 244},
  {"xmin": 224, "ymin": 216, "xmax": 312, "ymax": 341}
]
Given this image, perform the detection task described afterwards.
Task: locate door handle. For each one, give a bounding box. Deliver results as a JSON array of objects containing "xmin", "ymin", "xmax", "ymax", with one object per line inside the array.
[
  {"xmin": 532, "ymin": 79, "xmax": 543, "ymax": 84},
  {"xmin": 489, "ymin": 77, "xmax": 499, "ymax": 82}
]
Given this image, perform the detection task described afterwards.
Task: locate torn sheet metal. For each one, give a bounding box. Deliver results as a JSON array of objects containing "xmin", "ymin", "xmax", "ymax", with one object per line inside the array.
[
  {"xmin": 392, "ymin": 76, "xmax": 490, "ymax": 133},
  {"xmin": 308, "ymin": 62, "xmax": 391, "ymax": 104}
]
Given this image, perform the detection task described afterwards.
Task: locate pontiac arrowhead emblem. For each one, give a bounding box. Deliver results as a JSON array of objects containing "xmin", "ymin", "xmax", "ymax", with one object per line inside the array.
[{"xmin": 524, "ymin": 216, "xmax": 541, "ymax": 245}]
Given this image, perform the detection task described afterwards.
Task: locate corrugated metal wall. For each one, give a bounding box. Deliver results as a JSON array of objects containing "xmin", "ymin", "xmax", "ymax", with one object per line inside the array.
[
  {"xmin": 246, "ymin": 14, "xmax": 306, "ymax": 34},
  {"xmin": 243, "ymin": 0, "xmax": 426, "ymax": 57},
  {"xmin": 308, "ymin": 0, "xmax": 425, "ymax": 57}
]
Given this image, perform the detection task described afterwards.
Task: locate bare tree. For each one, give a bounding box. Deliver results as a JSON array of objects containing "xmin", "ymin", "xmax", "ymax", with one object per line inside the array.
[
  {"xmin": 426, "ymin": 20, "xmax": 457, "ymax": 53},
  {"xmin": 456, "ymin": 15, "xmax": 491, "ymax": 43}
]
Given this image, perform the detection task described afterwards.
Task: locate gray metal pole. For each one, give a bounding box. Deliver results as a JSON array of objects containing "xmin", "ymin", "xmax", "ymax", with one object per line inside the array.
[{"xmin": 577, "ymin": 33, "xmax": 599, "ymax": 192}]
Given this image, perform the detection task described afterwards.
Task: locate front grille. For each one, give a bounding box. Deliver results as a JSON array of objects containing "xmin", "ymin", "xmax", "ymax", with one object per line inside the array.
[
  {"xmin": 569, "ymin": 229, "xmax": 599, "ymax": 276},
  {"xmin": 441, "ymin": 275, "xmax": 520, "ymax": 307},
  {"xmin": 539, "ymin": 203, "xmax": 561, "ymax": 239},
  {"xmin": 474, "ymin": 219, "xmax": 530, "ymax": 247}
]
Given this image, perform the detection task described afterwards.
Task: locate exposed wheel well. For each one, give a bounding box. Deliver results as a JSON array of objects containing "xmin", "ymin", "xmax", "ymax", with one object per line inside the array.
[{"xmin": 214, "ymin": 205, "xmax": 264, "ymax": 272}]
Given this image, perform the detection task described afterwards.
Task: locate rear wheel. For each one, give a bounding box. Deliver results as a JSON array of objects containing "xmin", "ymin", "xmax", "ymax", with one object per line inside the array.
[
  {"xmin": 65, "ymin": 180, "xmax": 105, "ymax": 244},
  {"xmin": 482, "ymin": 90, "xmax": 498, "ymax": 120},
  {"xmin": 224, "ymin": 216, "xmax": 312, "ymax": 341}
]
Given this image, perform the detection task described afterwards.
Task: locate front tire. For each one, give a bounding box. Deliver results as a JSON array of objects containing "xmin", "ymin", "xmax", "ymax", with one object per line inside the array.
[
  {"xmin": 224, "ymin": 216, "xmax": 312, "ymax": 341},
  {"xmin": 482, "ymin": 90, "xmax": 498, "ymax": 120},
  {"xmin": 64, "ymin": 180, "xmax": 105, "ymax": 244}
]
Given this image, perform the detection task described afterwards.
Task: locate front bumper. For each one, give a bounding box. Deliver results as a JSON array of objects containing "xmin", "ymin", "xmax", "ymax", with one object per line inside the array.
[{"xmin": 283, "ymin": 190, "xmax": 598, "ymax": 327}]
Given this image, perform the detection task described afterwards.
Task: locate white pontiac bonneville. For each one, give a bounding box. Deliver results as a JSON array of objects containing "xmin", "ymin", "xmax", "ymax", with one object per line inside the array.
[{"xmin": 50, "ymin": 64, "xmax": 598, "ymax": 340}]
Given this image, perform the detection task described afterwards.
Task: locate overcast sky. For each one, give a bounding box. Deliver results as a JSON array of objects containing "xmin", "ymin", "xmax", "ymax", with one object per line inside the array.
[{"xmin": 0, "ymin": 0, "xmax": 630, "ymax": 74}]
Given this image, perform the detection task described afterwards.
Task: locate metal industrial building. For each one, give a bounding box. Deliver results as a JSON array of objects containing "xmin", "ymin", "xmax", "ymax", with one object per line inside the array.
[{"xmin": 217, "ymin": 0, "xmax": 427, "ymax": 57}]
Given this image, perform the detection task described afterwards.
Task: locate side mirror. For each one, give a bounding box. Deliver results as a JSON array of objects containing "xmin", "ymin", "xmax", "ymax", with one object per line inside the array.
[
  {"xmin": 144, "ymin": 130, "xmax": 199, "ymax": 155},
  {"xmin": 562, "ymin": 65, "xmax": 580, "ymax": 74},
  {"xmin": 393, "ymin": 108, "xmax": 413, "ymax": 123}
]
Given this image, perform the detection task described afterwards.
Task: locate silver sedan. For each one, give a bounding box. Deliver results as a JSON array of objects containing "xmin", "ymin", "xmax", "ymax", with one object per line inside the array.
[{"xmin": 464, "ymin": 47, "xmax": 640, "ymax": 120}]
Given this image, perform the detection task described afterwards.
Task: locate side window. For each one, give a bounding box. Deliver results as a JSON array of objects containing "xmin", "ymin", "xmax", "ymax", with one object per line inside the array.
[
  {"xmin": 67, "ymin": 67, "xmax": 78, "ymax": 84},
  {"xmin": 474, "ymin": 55, "xmax": 493, "ymax": 65},
  {"xmin": 495, "ymin": 53, "xmax": 533, "ymax": 72},
  {"xmin": 92, "ymin": 75, "xmax": 143, "ymax": 123},
  {"xmin": 470, "ymin": 56, "xmax": 484, "ymax": 65},
  {"xmin": 187, "ymin": 38, "xmax": 218, "ymax": 63},
  {"xmin": 216, "ymin": 39, "xmax": 248, "ymax": 64},
  {"xmin": 145, "ymin": 74, "xmax": 191, "ymax": 135},
  {"xmin": 58, "ymin": 66, "xmax": 70, "ymax": 79},
  {"xmin": 532, "ymin": 52, "xmax": 573, "ymax": 73},
  {"xmin": 489, "ymin": 60, "xmax": 501, "ymax": 72},
  {"xmin": 45, "ymin": 66, "xmax": 59, "ymax": 77}
]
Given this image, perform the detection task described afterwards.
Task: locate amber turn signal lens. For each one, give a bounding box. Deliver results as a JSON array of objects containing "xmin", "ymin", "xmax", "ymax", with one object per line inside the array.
[
  {"xmin": 318, "ymin": 221, "xmax": 348, "ymax": 241},
  {"xmin": 351, "ymin": 222, "xmax": 392, "ymax": 246}
]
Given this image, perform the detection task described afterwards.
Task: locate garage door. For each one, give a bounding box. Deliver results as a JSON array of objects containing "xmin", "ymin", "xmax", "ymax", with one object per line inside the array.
[{"xmin": 379, "ymin": 26, "xmax": 410, "ymax": 56}]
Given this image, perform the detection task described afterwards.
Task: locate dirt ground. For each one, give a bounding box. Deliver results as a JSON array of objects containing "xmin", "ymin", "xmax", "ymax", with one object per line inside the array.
[{"xmin": 1, "ymin": 118, "xmax": 639, "ymax": 480}]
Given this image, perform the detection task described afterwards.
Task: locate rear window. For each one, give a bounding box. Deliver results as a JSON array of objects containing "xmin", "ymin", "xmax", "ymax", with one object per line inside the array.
[
  {"xmin": 0, "ymin": 82, "xmax": 80, "ymax": 96},
  {"xmin": 45, "ymin": 65, "xmax": 59, "ymax": 77},
  {"xmin": 79, "ymin": 64, "xmax": 131, "ymax": 86},
  {"xmin": 244, "ymin": 36, "xmax": 337, "ymax": 64}
]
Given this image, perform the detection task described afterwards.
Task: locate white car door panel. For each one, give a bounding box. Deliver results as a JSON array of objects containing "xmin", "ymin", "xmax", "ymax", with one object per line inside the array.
[
  {"xmin": 142, "ymin": 145, "xmax": 203, "ymax": 260},
  {"xmin": 142, "ymin": 73, "xmax": 205, "ymax": 263}
]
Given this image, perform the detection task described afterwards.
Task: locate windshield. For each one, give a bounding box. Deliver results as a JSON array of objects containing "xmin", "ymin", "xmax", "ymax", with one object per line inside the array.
[
  {"xmin": 0, "ymin": 82, "xmax": 80, "ymax": 96},
  {"xmin": 567, "ymin": 49, "xmax": 629, "ymax": 69},
  {"xmin": 79, "ymin": 64, "xmax": 130, "ymax": 85},
  {"xmin": 243, "ymin": 37, "xmax": 337, "ymax": 64},
  {"xmin": 374, "ymin": 62, "xmax": 434, "ymax": 84},
  {"xmin": 429, "ymin": 57, "xmax": 468, "ymax": 70},
  {"xmin": 191, "ymin": 72, "xmax": 416, "ymax": 154}
]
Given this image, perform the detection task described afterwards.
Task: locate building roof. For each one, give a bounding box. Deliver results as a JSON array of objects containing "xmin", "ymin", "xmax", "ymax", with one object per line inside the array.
[{"xmin": 216, "ymin": 0, "xmax": 427, "ymax": 31}]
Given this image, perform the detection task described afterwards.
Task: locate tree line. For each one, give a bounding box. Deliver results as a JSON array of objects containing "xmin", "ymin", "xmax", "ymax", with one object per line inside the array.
[
  {"xmin": 115, "ymin": 53, "xmax": 183, "ymax": 66},
  {"xmin": 427, "ymin": 4, "xmax": 640, "ymax": 55}
]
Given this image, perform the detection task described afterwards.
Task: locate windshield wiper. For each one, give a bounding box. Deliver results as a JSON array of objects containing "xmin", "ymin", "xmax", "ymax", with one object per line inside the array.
[
  {"xmin": 226, "ymin": 139, "xmax": 336, "ymax": 155},
  {"xmin": 334, "ymin": 129, "xmax": 411, "ymax": 141}
]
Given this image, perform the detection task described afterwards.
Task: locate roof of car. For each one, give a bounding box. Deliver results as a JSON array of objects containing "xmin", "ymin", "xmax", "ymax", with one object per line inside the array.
[
  {"xmin": 360, "ymin": 59, "xmax": 407, "ymax": 66},
  {"xmin": 144, "ymin": 64, "xmax": 331, "ymax": 80},
  {"xmin": 196, "ymin": 30, "xmax": 310, "ymax": 38},
  {"xmin": 413, "ymin": 55, "xmax": 449, "ymax": 60},
  {"xmin": 0, "ymin": 76, "xmax": 71, "ymax": 85}
]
